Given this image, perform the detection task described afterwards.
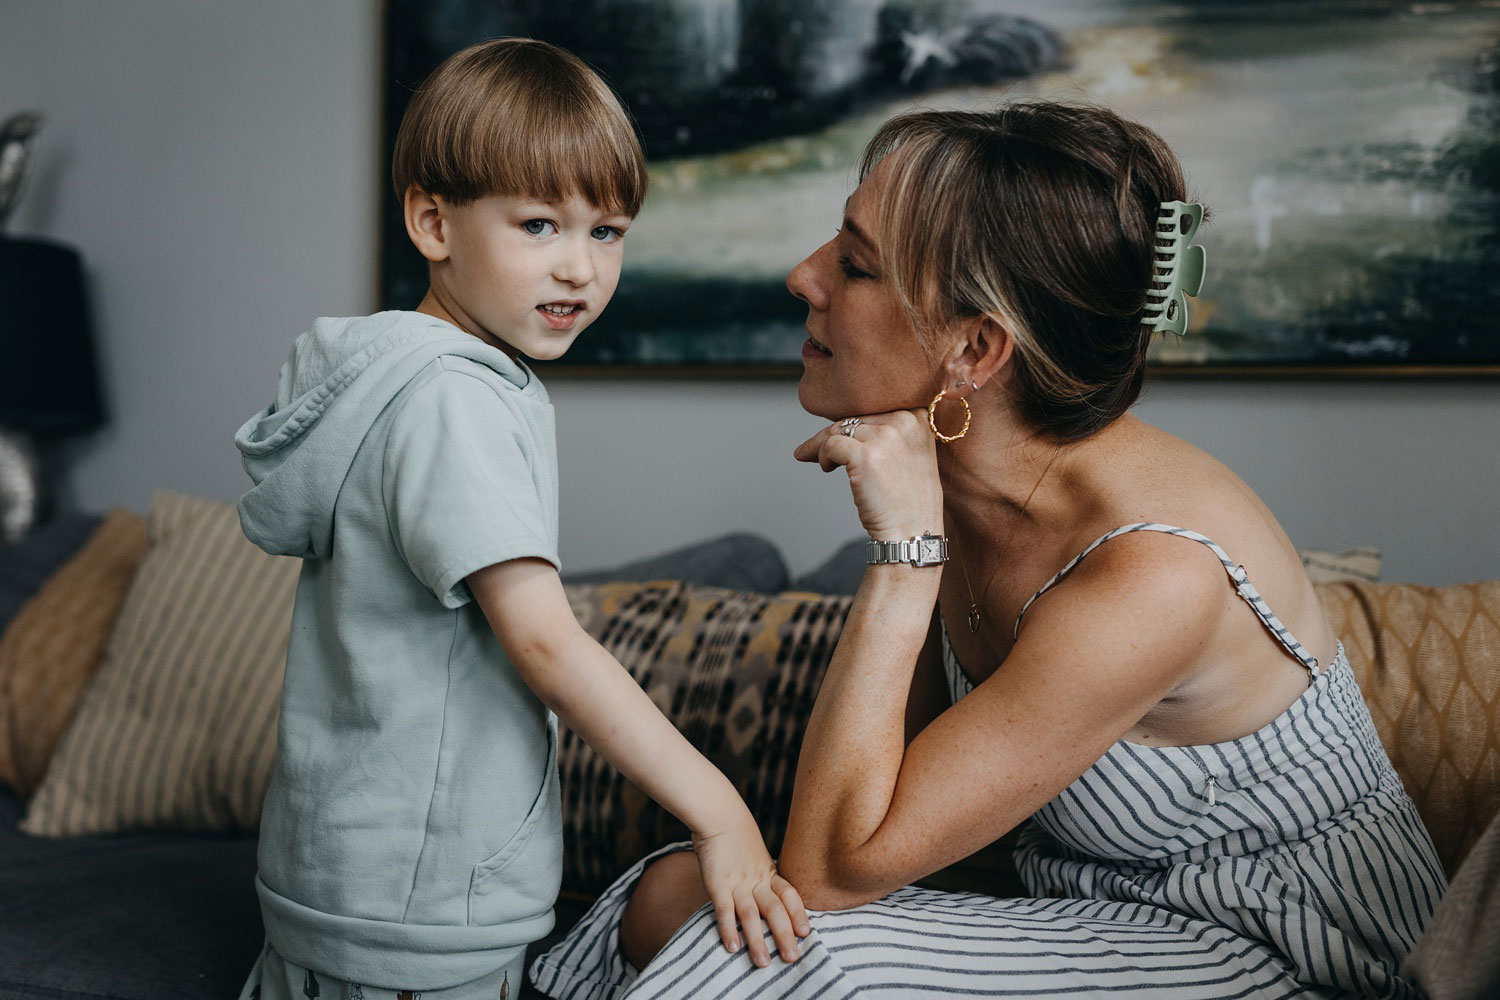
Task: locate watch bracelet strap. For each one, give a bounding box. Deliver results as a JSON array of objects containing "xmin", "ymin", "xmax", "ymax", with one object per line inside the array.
[{"xmin": 865, "ymin": 535, "xmax": 949, "ymax": 566}]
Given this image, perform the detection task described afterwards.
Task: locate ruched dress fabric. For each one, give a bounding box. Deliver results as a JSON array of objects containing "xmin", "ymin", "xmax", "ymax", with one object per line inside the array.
[{"xmin": 530, "ymin": 523, "xmax": 1447, "ymax": 999}]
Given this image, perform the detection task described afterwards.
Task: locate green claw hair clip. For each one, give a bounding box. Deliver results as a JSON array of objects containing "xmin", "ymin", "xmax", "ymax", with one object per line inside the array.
[{"xmin": 1145, "ymin": 201, "xmax": 1207, "ymax": 337}]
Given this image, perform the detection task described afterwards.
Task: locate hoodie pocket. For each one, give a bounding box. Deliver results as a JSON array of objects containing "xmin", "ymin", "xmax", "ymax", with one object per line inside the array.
[{"xmin": 467, "ymin": 717, "xmax": 563, "ymax": 927}]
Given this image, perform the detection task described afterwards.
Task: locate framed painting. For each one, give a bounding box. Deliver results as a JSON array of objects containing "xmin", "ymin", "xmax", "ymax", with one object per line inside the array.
[{"xmin": 381, "ymin": 1, "xmax": 1500, "ymax": 375}]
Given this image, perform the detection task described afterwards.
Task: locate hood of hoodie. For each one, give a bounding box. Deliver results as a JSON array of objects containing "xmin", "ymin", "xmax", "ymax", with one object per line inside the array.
[{"xmin": 234, "ymin": 310, "xmax": 543, "ymax": 560}]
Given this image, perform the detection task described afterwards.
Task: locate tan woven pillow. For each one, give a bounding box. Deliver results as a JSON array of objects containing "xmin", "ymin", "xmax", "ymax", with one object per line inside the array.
[
  {"xmin": 1318, "ymin": 579, "xmax": 1500, "ymax": 876},
  {"xmin": 0, "ymin": 509, "xmax": 147, "ymax": 795},
  {"xmin": 21, "ymin": 491, "xmax": 300, "ymax": 836}
]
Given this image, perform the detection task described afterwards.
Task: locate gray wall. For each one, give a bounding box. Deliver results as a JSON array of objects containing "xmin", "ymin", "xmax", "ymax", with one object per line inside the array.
[{"xmin": 4, "ymin": 1, "xmax": 1496, "ymax": 584}]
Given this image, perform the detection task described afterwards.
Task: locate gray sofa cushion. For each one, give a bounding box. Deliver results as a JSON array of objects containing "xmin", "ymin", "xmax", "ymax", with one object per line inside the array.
[
  {"xmin": 788, "ymin": 537, "xmax": 865, "ymax": 596},
  {"xmin": 565, "ymin": 531, "xmax": 789, "ymax": 593},
  {"xmin": 0, "ymin": 788, "xmax": 262, "ymax": 999}
]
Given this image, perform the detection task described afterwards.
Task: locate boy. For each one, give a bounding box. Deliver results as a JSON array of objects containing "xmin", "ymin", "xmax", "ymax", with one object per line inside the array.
[{"xmin": 234, "ymin": 38, "xmax": 807, "ymax": 1000}]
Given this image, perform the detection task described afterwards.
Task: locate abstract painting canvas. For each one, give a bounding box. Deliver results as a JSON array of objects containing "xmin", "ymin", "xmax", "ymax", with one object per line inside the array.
[{"xmin": 382, "ymin": 1, "xmax": 1500, "ymax": 373}]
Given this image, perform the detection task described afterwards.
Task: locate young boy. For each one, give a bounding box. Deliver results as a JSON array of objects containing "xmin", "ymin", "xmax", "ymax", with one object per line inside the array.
[{"xmin": 234, "ymin": 39, "xmax": 807, "ymax": 1000}]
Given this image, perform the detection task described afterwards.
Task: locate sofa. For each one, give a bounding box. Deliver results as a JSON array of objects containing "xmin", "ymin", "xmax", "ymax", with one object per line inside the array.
[{"xmin": 1, "ymin": 492, "xmax": 1496, "ymax": 999}]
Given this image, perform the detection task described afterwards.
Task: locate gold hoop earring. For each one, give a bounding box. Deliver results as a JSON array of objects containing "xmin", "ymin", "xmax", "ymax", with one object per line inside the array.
[{"xmin": 927, "ymin": 389, "xmax": 972, "ymax": 442}]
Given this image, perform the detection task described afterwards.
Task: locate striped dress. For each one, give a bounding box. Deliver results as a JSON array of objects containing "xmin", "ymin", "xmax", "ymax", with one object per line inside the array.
[{"xmin": 530, "ymin": 523, "xmax": 1446, "ymax": 999}]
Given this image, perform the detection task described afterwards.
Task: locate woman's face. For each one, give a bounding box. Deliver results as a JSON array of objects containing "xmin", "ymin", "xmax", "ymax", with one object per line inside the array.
[{"xmin": 787, "ymin": 160, "xmax": 942, "ymax": 421}]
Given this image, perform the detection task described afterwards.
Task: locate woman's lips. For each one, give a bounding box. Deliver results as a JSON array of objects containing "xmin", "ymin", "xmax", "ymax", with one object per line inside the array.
[{"xmin": 802, "ymin": 335, "xmax": 832, "ymax": 360}]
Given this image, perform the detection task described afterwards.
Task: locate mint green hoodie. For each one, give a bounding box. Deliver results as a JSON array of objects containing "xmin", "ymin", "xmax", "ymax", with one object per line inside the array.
[{"xmin": 235, "ymin": 310, "xmax": 562, "ymax": 989}]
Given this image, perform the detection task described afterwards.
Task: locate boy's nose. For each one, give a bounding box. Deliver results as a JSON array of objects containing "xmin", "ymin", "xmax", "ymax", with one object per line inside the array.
[{"xmin": 552, "ymin": 240, "xmax": 596, "ymax": 287}]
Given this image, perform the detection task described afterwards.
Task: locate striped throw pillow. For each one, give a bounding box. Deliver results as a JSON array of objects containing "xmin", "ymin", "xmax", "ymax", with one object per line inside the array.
[{"xmin": 21, "ymin": 491, "xmax": 300, "ymax": 835}]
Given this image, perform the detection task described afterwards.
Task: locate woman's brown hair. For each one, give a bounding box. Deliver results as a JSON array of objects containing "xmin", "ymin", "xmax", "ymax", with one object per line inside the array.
[
  {"xmin": 862, "ymin": 102, "xmax": 1194, "ymax": 440},
  {"xmin": 392, "ymin": 37, "xmax": 647, "ymax": 216}
]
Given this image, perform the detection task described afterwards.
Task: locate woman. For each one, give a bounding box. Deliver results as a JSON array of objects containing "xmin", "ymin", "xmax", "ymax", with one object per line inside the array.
[{"xmin": 530, "ymin": 102, "xmax": 1445, "ymax": 999}]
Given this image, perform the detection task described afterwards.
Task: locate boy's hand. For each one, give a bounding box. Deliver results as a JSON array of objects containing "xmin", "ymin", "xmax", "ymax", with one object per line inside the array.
[{"xmin": 692, "ymin": 815, "xmax": 812, "ymax": 967}]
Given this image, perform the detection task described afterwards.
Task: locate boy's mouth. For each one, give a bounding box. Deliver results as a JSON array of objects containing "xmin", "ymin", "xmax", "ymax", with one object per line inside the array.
[{"xmin": 538, "ymin": 300, "xmax": 585, "ymax": 330}]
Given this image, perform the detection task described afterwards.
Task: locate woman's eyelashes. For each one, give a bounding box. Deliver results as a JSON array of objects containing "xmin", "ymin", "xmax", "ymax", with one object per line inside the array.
[{"xmin": 839, "ymin": 254, "xmax": 873, "ymax": 280}]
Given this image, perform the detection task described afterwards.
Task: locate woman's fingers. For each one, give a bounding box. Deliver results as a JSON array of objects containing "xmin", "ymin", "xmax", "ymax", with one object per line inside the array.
[
  {"xmin": 711, "ymin": 894, "xmax": 741, "ymax": 954},
  {"xmin": 734, "ymin": 888, "xmax": 771, "ymax": 967},
  {"xmin": 754, "ymin": 882, "xmax": 802, "ymax": 963}
]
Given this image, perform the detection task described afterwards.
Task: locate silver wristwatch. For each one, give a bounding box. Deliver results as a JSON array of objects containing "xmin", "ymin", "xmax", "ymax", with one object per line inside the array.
[{"xmin": 866, "ymin": 533, "xmax": 949, "ymax": 568}]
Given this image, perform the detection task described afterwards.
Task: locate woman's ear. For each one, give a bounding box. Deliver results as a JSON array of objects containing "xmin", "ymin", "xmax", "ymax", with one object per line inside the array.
[
  {"xmin": 403, "ymin": 186, "xmax": 451, "ymax": 263},
  {"xmin": 944, "ymin": 314, "xmax": 1015, "ymax": 394}
]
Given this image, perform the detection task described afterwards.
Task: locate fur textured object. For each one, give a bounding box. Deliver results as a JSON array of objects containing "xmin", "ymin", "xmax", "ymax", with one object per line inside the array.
[{"xmin": 0, "ymin": 429, "xmax": 38, "ymax": 544}]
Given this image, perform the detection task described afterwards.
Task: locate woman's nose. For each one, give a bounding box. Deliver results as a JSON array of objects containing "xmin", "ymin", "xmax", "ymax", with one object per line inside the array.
[{"xmin": 786, "ymin": 242, "xmax": 830, "ymax": 310}]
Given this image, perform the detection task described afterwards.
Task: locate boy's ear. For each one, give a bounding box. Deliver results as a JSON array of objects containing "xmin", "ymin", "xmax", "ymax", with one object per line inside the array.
[{"xmin": 403, "ymin": 185, "xmax": 451, "ymax": 263}]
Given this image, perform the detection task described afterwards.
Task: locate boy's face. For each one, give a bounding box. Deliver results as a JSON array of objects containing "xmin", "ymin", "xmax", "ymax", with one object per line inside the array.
[{"xmin": 411, "ymin": 191, "xmax": 632, "ymax": 361}]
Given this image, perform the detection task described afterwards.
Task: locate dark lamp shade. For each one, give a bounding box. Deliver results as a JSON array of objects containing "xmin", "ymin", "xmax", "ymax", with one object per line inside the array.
[{"xmin": 0, "ymin": 236, "xmax": 105, "ymax": 437}]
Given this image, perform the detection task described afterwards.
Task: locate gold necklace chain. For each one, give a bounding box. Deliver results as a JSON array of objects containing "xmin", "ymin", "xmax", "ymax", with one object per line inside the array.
[{"xmin": 953, "ymin": 444, "xmax": 1062, "ymax": 634}]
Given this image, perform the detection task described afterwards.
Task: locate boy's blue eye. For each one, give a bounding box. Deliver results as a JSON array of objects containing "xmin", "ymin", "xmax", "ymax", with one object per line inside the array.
[
  {"xmin": 523, "ymin": 219, "xmax": 557, "ymax": 236},
  {"xmin": 591, "ymin": 225, "xmax": 624, "ymax": 243}
]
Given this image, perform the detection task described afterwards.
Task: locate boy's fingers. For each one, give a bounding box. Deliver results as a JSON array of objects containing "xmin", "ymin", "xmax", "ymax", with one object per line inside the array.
[
  {"xmin": 734, "ymin": 889, "xmax": 770, "ymax": 968},
  {"xmin": 773, "ymin": 877, "xmax": 812, "ymax": 936},
  {"xmin": 711, "ymin": 896, "xmax": 740, "ymax": 954},
  {"xmin": 753, "ymin": 883, "xmax": 801, "ymax": 963}
]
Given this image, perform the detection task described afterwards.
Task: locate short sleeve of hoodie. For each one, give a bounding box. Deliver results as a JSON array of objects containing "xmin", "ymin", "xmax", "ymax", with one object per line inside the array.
[{"xmin": 381, "ymin": 365, "xmax": 558, "ymax": 609}]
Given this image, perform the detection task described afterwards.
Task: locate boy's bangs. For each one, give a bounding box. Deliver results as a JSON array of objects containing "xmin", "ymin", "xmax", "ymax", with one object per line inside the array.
[{"xmin": 480, "ymin": 100, "xmax": 647, "ymax": 217}]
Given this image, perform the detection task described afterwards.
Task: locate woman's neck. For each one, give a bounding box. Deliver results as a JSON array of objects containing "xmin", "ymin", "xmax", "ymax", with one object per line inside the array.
[{"xmin": 937, "ymin": 393, "xmax": 1126, "ymax": 542}]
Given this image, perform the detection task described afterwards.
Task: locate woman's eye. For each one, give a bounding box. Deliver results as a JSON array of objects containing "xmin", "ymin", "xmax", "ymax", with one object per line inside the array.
[
  {"xmin": 839, "ymin": 254, "xmax": 873, "ymax": 280},
  {"xmin": 522, "ymin": 219, "xmax": 557, "ymax": 236},
  {"xmin": 591, "ymin": 225, "xmax": 624, "ymax": 243}
]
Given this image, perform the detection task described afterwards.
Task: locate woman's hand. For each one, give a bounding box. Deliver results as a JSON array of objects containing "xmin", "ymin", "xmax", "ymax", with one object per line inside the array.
[
  {"xmin": 691, "ymin": 814, "xmax": 812, "ymax": 967},
  {"xmin": 793, "ymin": 409, "xmax": 944, "ymax": 540}
]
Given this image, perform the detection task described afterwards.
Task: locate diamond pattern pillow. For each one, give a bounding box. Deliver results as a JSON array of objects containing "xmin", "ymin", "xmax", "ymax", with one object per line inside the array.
[{"xmin": 1317, "ymin": 579, "xmax": 1500, "ymax": 876}]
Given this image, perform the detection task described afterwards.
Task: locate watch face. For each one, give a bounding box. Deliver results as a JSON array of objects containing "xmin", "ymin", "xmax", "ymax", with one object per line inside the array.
[{"xmin": 919, "ymin": 538, "xmax": 942, "ymax": 563}]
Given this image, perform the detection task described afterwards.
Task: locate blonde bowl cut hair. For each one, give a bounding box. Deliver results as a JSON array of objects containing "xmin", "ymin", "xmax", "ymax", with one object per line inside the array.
[
  {"xmin": 861, "ymin": 102, "xmax": 1195, "ymax": 441},
  {"xmin": 392, "ymin": 37, "xmax": 647, "ymax": 216}
]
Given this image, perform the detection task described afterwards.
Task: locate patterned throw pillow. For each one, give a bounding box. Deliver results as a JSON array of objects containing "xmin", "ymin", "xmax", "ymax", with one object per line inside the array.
[
  {"xmin": 0, "ymin": 509, "xmax": 147, "ymax": 795},
  {"xmin": 21, "ymin": 492, "xmax": 300, "ymax": 835},
  {"xmin": 1317, "ymin": 580, "xmax": 1500, "ymax": 877},
  {"xmin": 559, "ymin": 580, "xmax": 851, "ymax": 897}
]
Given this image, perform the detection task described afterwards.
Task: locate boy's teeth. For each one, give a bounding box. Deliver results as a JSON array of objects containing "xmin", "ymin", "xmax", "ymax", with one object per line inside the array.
[{"xmin": 541, "ymin": 304, "xmax": 575, "ymax": 315}]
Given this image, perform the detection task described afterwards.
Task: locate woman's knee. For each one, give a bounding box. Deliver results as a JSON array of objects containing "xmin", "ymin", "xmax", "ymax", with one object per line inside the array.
[{"xmin": 619, "ymin": 850, "xmax": 710, "ymax": 970}]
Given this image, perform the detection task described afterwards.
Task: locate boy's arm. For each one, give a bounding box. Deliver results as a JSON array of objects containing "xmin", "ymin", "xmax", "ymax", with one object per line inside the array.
[{"xmin": 467, "ymin": 557, "xmax": 810, "ymax": 966}]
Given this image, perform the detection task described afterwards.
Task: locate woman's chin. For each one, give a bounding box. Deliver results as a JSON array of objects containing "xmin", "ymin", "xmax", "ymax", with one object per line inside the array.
[{"xmin": 796, "ymin": 374, "xmax": 841, "ymax": 420}]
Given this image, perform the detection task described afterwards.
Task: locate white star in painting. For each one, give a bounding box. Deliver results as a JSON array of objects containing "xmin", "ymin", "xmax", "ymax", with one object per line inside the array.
[{"xmin": 899, "ymin": 30, "xmax": 959, "ymax": 85}]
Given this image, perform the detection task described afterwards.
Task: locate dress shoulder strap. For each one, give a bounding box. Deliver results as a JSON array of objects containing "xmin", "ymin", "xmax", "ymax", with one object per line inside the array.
[{"xmin": 1012, "ymin": 522, "xmax": 1323, "ymax": 679}]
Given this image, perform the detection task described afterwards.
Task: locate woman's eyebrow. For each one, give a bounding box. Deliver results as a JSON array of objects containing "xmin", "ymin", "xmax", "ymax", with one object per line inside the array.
[{"xmin": 842, "ymin": 215, "xmax": 876, "ymax": 252}]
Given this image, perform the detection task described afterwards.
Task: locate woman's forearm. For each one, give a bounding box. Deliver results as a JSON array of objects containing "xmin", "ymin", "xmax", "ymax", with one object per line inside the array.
[{"xmin": 779, "ymin": 563, "xmax": 940, "ymax": 898}]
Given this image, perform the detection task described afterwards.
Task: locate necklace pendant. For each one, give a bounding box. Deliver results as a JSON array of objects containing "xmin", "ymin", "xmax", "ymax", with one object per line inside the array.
[{"xmin": 967, "ymin": 605, "xmax": 981, "ymax": 633}]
